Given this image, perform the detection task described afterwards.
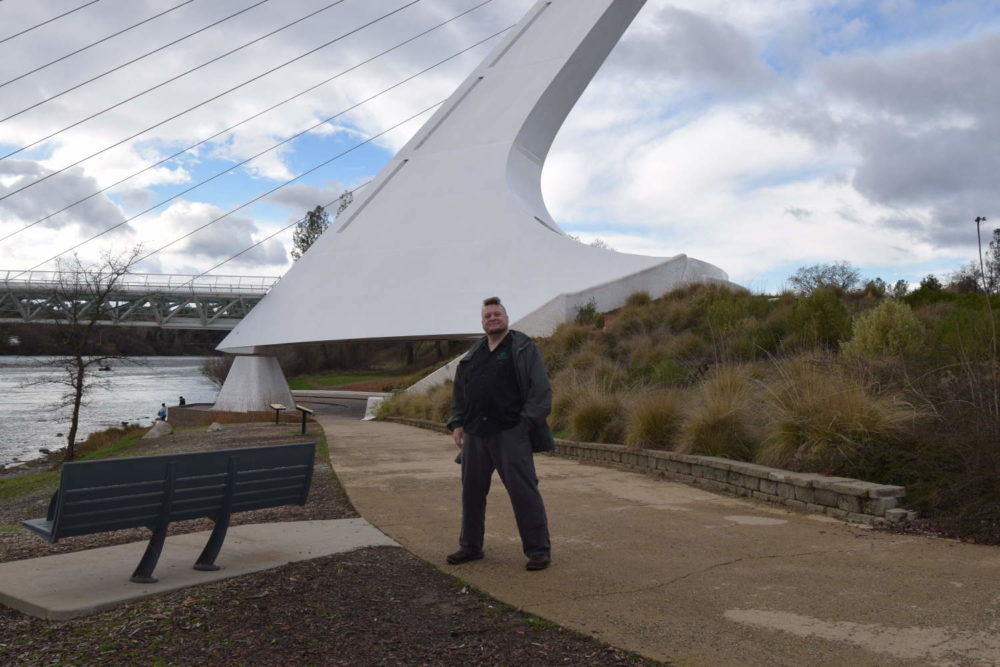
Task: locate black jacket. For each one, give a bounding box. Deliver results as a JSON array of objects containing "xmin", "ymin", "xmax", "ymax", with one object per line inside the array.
[{"xmin": 448, "ymin": 330, "xmax": 555, "ymax": 452}]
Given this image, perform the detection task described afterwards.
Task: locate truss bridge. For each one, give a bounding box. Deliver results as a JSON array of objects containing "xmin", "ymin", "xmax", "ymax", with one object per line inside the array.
[{"xmin": 0, "ymin": 271, "xmax": 277, "ymax": 331}]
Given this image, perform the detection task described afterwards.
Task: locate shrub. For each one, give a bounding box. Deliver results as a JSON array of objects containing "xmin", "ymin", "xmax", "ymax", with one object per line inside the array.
[
  {"xmin": 567, "ymin": 386, "xmax": 625, "ymax": 443},
  {"xmin": 378, "ymin": 381, "xmax": 453, "ymax": 423},
  {"xmin": 842, "ymin": 300, "xmax": 925, "ymax": 359},
  {"xmin": 574, "ymin": 298, "xmax": 600, "ymax": 325},
  {"xmin": 784, "ymin": 287, "xmax": 852, "ymax": 351},
  {"xmin": 625, "ymin": 291, "xmax": 652, "ymax": 308},
  {"xmin": 624, "ymin": 390, "xmax": 684, "ymax": 450},
  {"xmin": 679, "ymin": 365, "xmax": 761, "ymax": 460},
  {"xmin": 755, "ymin": 359, "xmax": 918, "ymax": 475}
]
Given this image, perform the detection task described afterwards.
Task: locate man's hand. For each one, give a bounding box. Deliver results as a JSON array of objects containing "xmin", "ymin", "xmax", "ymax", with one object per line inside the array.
[{"xmin": 452, "ymin": 426, "xmax": 464, "ymax": 449}]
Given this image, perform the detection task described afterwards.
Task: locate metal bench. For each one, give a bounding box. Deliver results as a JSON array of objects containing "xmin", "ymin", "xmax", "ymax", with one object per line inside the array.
[{"xmin": 22, "ymin": 442, "xmax": 315, "ymax": 584}]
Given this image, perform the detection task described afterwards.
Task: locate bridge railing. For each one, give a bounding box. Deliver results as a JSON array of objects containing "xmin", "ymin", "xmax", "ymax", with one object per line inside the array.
[{"xmin": 1, "ymin": 270, "xmax": 279, "ymax": 296}]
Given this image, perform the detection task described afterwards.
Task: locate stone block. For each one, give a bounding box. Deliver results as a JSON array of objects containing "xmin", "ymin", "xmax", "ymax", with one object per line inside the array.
[
  {"xmin": 691, "ymin": 465, "xmax": 708, "ymax": 479},
  {"xmin": 846, "ymin": 512, "xmax": 875, "ymax": 525},
  {"xmin": 868, "ymin": 485, "xmax": 906, "ymax": 499},
  {"xmin": 668, "ymin": 461, "xmax": 691, "ymax": 476},
  {"xmin": 829, "ymin": 481, "xmax": 882, "ymax": 497},
  {"xmin": 777, "ymin": 483, "xmax": 797, "ymax": 500},
  {"xmin": 837, "ymin": 494, "xmax": 863, "ymax": 513},
  {"xmin": 825, "ymin": 507, "xmax": 849, "ymax": 520},
  {"xmin": 811, "ymin": 476, "xmax": 857, "ymax": 491},
  {"xmin": 710, "ymin": 467, "xmax": 729, "ymax": 483},
  {"xmin": 784, "ymin": 499, "xmax": 807, "ymax": 510},
  {"xmin": 753, "ymin": 490, "xmax": 778, "ymax": 503},
  {"xmin": 806, "ymin": 503, "xmax": 827, "ymax": 515},
  {"xmin": 884, "ymin": 508, "xmax": 910, "ymax": 523},
  {"xmin": 813, "ymin": 488, "xmax": 840, "ymax": 507},
  {"xmin": 727, "ymin": 462, "xmax": 778, "ymax": 479},
  {"xmin": 698, "ymin": 456, "xmax": 733, "ymax": 471},
  {"xmin": 793, "ymin": 486, "xmax": 815, "ymax": 504},
  {"xmin": 863, "ymin": 497, "xmax": 899, "ymax": 516},
  {"xmin": 759, "ymin": 479, "xmax": 778, "ymax": 495}
]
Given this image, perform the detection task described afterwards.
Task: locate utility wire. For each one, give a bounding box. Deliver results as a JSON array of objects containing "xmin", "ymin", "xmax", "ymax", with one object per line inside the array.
[
  {"xmin": 11, "ymin": 26, "xmax": 500, "ymax": 264},
  {"xmin": 0, "ymin": 2, "xmax": 502, "ymax": 244},
  {"xmin": 0, "ymin": 1, "xmax": 194, "ymax": 89},
  {"xmin": 172, "ymin": 180, "xmax": 372, "ymax": 289},
  {"xmin": 1, "ymin": 0, "xmax": 271, "ymax": 124},
  {"xmin": 13, "ymin": 100, "xmax": 443, "ymax": 278},
  {"xmin": 131, "ymin": 103, "xmax": 441, "ymax": 269},
  {"xmin": 0, "ymin": 0, "xmax": 362, "ymax": 162},
  {"xmin": 0, "ymin": 0, "xmax": 102, "ymax": 46}
]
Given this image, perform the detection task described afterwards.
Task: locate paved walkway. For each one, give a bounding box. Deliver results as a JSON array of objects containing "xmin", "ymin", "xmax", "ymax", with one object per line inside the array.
[
  {"xmin": 0, "ymin": 519, "xmax": 398, "ymax": 620},
  {"xmin": 320, "ymin": 415, "xmax": 1000, "ymax": 666}
]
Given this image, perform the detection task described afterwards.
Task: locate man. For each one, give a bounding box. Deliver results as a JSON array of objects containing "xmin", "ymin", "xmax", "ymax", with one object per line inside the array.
[{"xmin": 447, "ymin": 296, "xmax": 554, "ymax": 571}]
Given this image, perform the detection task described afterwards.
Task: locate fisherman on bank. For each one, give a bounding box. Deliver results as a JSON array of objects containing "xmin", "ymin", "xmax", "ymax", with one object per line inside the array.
[{"xmin": 446, "ymin": 297, "xmax": 554, "ymax": 571}]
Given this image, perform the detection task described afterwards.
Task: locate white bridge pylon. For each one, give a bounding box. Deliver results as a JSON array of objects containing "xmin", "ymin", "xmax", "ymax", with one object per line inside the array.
[{"xmin": 219, "ymin": 0, "xmax": 729, "ymax": 354}]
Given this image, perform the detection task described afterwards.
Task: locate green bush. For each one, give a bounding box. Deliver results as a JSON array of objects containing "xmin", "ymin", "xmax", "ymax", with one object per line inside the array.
[
  {"xmin": 842, "ymin": 300, "xmax": 925, "ymax": 358},
  {"xmin": 624, "ymin": 390, "xmax": 684, "ymax": 450},
  {"xmin": 785, "ymin": 287, "xmax": 852, "ymax": 351}
]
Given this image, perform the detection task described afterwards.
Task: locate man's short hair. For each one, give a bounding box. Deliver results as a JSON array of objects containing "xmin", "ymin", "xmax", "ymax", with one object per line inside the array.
[{"xmin": 482, "ymin": 296, "xmax": 502, "ymax": 307}]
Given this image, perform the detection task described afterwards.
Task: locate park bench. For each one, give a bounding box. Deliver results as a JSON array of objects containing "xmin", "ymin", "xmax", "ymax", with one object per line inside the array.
[{"xmin": 22, "ymin": 442, "xmax": 315, "ymax": 584}]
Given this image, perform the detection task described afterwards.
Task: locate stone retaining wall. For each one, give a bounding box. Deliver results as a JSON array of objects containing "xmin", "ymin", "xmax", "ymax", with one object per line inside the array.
[{"xmin": 385, "ymin": 416, "xmax": 916, "ymax": 526}]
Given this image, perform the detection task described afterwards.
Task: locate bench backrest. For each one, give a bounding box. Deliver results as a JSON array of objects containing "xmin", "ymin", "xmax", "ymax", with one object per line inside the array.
[{"xmin": 48, "ymin": 443, "xmax": 315, "ymax": 540}]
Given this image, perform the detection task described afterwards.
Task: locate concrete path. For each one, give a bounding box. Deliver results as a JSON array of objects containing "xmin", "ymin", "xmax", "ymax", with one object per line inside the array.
[
  {"xmin": 0, "ymin": 518, "xmax": 398, "ymax": 620},
  {"xmin": 320, "ymin": 416, "xmax": 1000, "ymax": 667}
]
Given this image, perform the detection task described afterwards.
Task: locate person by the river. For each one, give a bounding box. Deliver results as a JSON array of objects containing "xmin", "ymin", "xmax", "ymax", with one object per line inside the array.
[
  {"xmin": 178, "ymin": 396, "xmax": 186, "ymax": 406},
  {"xmin": 157, "ymin": 403, "xmax": 167, "ymax": 421}
]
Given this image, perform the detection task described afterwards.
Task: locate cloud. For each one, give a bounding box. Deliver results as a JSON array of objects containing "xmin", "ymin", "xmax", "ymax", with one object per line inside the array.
[
  {"xmin": 0, "ymin": 159, "xmax": 126, "ymax": 233},
  {"xmin": 613, "ymin": 6, "xmax": 777, "ymax": 95},
  {"xmin": 263, "ymin": 181, "xmax": 348, "ymax": 214}
]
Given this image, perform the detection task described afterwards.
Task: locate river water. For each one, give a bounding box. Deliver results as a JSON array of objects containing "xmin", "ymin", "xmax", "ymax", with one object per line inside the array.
[{"xmin": 0, "ymin": 356, "xmax": 219, "ymax": 466}]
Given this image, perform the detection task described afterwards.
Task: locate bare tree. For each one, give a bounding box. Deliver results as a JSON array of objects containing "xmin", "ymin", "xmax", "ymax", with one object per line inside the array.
[{"xmin": 34, "ymin": 247, "xmax": 143, "ymax": 461}]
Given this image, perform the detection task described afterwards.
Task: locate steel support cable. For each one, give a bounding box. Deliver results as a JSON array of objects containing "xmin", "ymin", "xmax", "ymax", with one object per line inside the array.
[
  {"xmin": 0, "ymin": 9, "xmax": 505, "ymax": 246},
  {"xmin": 0, "ymin": 1, "xmax": 194, "ymax": 89},
  {"xmin": 1, "ymin": 1, "xmax": 272, "ymax": 124},
  {"xmin": 0, "ymin": 0, "xmax": 361, "ymax": 163},
  {"xmin": 155, "ymin": 180, "xmax": 372, "ymax": 294},
  {"xmin": 15, "ymin": 100, "xmax": 443, "ymax": 278},
  {"xmin": 0, "ymin": 0, "xmax": 421, "ymax": 188},
  {"xmin": 0, "ymin": 0, "xmax": 102, "ymax": 45}
]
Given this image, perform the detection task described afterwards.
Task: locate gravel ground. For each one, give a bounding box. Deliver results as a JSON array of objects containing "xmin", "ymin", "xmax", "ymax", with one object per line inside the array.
[{"xmin": 0, "ymin": 422, "xmax": 659, "ymax": 666}]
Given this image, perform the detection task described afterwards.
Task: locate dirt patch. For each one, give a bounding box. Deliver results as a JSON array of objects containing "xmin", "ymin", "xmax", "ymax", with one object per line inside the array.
[{"xmin": 0, "ymin": 422, "xmax": 659, "ymax": 665}]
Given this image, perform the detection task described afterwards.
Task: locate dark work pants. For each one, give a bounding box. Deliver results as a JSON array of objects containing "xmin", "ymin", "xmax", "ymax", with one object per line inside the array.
[{"xmin": 459, "ymin": 420, "xmax": 550, "ymax": 558}]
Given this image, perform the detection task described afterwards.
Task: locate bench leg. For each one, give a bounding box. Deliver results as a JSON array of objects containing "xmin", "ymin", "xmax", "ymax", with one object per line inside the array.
[
  {"xmin": 131, "ymin": 525, "xmax": 168, "ymax": 583},
  {"xmin": 194, "ymin": 515, "xmax": 230, "ymax": 571}
]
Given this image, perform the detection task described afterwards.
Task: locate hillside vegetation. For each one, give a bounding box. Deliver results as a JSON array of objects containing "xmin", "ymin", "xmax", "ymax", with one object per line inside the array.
[{"xmin": 383, "ymin": 281, "xmax": 1000, "ymax": 540}]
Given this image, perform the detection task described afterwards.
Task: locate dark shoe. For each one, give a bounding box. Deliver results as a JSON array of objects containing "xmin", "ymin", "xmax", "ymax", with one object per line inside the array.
[
  {"xmin": 525, "ymin": 555, "xmax": 550, "ymax": 571},
  {"xmin": 446, "ymin": 549, "xmax": 484, "ymax": 565}
]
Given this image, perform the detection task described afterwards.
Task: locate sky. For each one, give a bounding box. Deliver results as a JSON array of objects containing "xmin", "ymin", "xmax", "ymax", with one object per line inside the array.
[{"xmin": 0, "ymin": 0, "xmax": 998, "ymax": 293}]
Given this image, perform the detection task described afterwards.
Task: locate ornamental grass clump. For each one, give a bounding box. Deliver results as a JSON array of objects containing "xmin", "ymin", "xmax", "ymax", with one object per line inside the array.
[
  {"xmin": 756, "ymin": 358, "xmax": 918, "ymax": 475},
  {"xmin": 679, "ymin": 365, "xmax": 761, "ymax": 460},
  {"xmin": 842, "ymin": 299, "xmax": 925, "ymax": 359},
  {"xmin": 564, "ymin": 380, "xmax": 627, "ymax": 444},
  {"xmin": 378, "ymin": 381, "xmax": 453, "ymax": 423},
  {"xmin": 624, "ymin": 390, "xmax": 684, "ymax": 450}
]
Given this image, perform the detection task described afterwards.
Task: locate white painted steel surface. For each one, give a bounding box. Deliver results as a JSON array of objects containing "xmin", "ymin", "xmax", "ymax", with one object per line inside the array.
[{"xmin": 218, "ymin": 0, "xmax": 727, "ymax": 353}]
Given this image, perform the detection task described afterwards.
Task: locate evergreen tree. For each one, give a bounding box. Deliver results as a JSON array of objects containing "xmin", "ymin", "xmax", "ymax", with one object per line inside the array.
[{"xmin": 290, "ymin": 205, "xmax": 330, "ymax": 261}]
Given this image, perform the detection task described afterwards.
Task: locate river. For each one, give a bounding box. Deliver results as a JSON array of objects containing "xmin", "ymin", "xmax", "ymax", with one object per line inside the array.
[{"xmin": 0, "ymin": 356, "xmax": 219, "ymax": 467}]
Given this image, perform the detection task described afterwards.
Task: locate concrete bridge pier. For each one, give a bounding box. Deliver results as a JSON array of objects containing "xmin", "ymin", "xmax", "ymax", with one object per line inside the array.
[{"xmin": 211, "ymin": 354, "xmax": 293, "ymax": 413}]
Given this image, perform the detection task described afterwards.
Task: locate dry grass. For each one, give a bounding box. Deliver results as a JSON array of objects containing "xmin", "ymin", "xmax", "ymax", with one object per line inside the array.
[
  {"xmin": 379, "ymin": 381, "xmax": 453, "ymax": 423},
  {"xmin": 755, "ymin": 358, "xmax": 919, "ymax": 474},
  {"xmin": 679, "ymin": 365, "xmax": 761, "ymax": 460},
  {"xmin": 624, "ymin": 390, "xmax": 684, "ymax": 450}
]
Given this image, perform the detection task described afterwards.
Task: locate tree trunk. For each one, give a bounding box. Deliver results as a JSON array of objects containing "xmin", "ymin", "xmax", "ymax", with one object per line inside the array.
[{"xmin": 66, "ymin": 356, "xmax": 86, "ymax": 461}]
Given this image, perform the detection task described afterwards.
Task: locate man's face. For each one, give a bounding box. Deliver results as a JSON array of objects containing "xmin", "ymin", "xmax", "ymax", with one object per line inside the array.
[{"xmin": 481, "ymin": 304, "xmax": 509, "ymax": 335}]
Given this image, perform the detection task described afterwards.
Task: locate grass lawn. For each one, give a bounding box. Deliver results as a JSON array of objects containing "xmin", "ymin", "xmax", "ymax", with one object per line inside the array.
[{"xmin": 287, "ymin": 372, "xmax": 386, "ymax": 390}]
